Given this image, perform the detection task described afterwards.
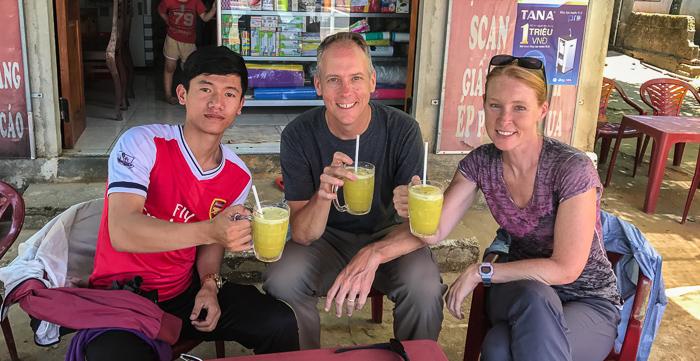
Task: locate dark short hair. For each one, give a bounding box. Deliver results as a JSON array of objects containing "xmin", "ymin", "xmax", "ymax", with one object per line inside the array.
[{"xmin": 182, "ymin": 46, "xmax": 248, "ymax": 96}]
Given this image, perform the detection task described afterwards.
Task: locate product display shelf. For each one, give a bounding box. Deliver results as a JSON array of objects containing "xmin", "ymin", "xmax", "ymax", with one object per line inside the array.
[
  {"xmin": 219, "ymin": 3, "xmax": 413, "ymax": 108},
  {"xmin": 242, "ymin": 56, "xmax": 401, "ymax": 61},
  {"xmin": 221, "ymin": 9, "xmax": 410, "ymax": 18}
]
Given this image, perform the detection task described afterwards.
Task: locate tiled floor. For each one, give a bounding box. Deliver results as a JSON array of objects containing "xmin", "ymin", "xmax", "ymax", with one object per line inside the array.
[{"xmin": 63, "ymin": 72, "xmax": 311, "ymax": 156}]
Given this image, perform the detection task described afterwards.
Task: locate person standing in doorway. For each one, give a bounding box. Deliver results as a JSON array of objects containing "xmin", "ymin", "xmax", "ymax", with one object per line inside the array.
[{"xmin": 158, "ymin": 0, "xmax": 216, "ymax": 105}]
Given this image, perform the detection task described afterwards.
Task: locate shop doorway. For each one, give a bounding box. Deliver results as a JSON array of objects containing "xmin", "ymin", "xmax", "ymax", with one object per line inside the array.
[{"xmin": 55, "ymin": 0, "xmax": 87, "ymax": 149}]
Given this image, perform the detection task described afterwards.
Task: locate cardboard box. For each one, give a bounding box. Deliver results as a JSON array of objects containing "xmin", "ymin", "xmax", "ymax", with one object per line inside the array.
[
  {"xmin": 279, "ymin": 48, "xmax": 302, "ymax": 56},
  {"xmin": 262, "ymin": 0, "xmax": 274, "ymax": 10},
  {"xmin": 301, "ymin": 41, "xmax": 320, "ymax": 51},
  {"xmin": 248, "ymin": 0, "xmax": 262, "ymax": 10},
  {"xmin": 261, "ymin": 15, "xmax": 279, "ymax": 28},
  {"xmin": 299, "ymin": 0, "xmax": 315, "ymax": 11},
  {"xmin": 279, "ymin": 15, "xmax": 305, "ymax": 24},
  {"xmin": 381, "ymin": 0, "xmax": 395, "ymax": 12},
  {"xmin": 250, "ymin": 16, "xmax": 263, "ymax": 27},
  {"xmin": 396, "ymin": 0, "xmax": 408, "ymax": 13},
  {"xmin": 279, "ymin": 23, "xmax": 306, "ymax": 32},
  {"xmin": 251, "ymin": 28, "xmax": 260, "ymax": 56},
  {"xmin": 279, "ymin": 31, "xmax": 303, "ymax": 40},
  {"xmin": 279, "ymin": 40, "xmax": 302, "ymax": 48}
]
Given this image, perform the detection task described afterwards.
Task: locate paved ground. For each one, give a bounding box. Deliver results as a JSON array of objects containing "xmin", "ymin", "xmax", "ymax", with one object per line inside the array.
[{"xmin": 1, "ymin": 51, "xmax": 700, "ymax": 360}]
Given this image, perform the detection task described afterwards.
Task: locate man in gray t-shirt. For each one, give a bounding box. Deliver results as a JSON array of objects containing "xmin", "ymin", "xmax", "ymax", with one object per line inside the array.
[{"xmin": 262, "ymin": 32, "xmax": 447, "ymax": 350}]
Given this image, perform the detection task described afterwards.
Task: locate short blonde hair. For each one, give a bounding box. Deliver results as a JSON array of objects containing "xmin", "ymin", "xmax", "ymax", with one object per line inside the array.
[
  {"xmin": 316, "ymin": 32, "xmax": 374, "ymax": 77},
  {"xmin": 485, "ymin": 65, "xmax": 547, "ymax": 106}
]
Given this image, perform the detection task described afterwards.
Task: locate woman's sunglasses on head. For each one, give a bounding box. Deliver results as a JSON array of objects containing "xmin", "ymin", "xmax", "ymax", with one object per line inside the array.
[{"xmin": 488, "ymin": 55, "xmax": 547, "ymax": 84}]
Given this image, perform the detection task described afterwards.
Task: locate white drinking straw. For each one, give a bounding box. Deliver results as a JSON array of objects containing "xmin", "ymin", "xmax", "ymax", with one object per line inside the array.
[
  {"xmin": 423, "ymin": 142, "xmax": 428, "ymax": 185},
  {"xmin": 252, "ymin": 185, "xmax": 263, "ymax": 217},
  {"xmin": 355, "ymin": 135, "xmax": 360, "ymax": 172}
]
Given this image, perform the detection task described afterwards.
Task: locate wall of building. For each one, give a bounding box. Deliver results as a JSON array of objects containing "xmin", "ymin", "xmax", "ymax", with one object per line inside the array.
[
  {"xmin": 411, "ymin": 0, "xmax": 614, "ymax": 157},
  {"xmin": 22, "ymin": 0, "xmax": 61, "ymax": 159},
  {"xmin": 572, "ymin": 0, "xmax": 616, "ymax": 151},
  {"xmin": 0, "ymin": 0, "xmax": 62, "ymax": 191},
  {"xmin": 633, "ymin": 0, "xmax": 672, "ymax": 13}
]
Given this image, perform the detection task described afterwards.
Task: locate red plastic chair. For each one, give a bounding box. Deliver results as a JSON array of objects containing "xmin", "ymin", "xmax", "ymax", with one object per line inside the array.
[
  {"xmin": 0, "ymin": 181, "xmax": 25, "ymax": 361},
  {"xmin": 462, "ymin": 252, "xmax": 652, "ymax": 361},
  {"xmin": 635, "ymin": 78, "xmax": 700, "ymax": 176},
  {"xmin": 596, "ymin": 77, "xmax": 647, "ymax": 183},
  {"xmin": 682, "ymin": 149, "xmax": 700, "ymax": 224}
]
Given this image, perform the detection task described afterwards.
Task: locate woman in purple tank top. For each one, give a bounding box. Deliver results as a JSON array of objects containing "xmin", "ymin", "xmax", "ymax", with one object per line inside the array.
[{"xmin": 394, "ymin": 55, "xmax": 620, "ymax": 361}]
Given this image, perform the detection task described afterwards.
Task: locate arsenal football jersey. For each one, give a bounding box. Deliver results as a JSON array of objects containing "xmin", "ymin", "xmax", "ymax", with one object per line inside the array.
[{"xmin": 90, "ymin": 124, "xmax": 251, "ymax": 301}]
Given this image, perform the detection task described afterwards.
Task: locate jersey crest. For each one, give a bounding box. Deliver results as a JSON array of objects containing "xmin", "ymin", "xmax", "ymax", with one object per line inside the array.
[{"xmin": 210, "ymin": 199, "xmax": 227, "ymax": 218}]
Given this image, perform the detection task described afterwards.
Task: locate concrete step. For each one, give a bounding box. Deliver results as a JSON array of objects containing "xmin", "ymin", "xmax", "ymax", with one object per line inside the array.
[
  {"xmin": 0, "ymin": 153, "xmax": 283, "ymax": 193},
  {"xmin": 21, "ymin": 180, "xmax": 480, "ymax": 283}
]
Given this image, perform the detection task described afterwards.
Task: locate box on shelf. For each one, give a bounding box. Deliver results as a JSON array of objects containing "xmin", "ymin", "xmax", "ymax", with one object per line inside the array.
[
  {"xmin": 290, "ymin": 0, "xmax": 299, "ymax": 10},
  {"xmin": 381, "ymin": 0, "xmax": 396, "ymax": 12},
  {"xmin": 336, "ymin": 0, "xmax": 350, "ymax": 12},
  {"xmin": 396, "ymin": 0, "xmax": 408, "ymax": 13},
  {"xmin": 262, "ymin": 0, "xmax": 274, "ymax": 10},
  {"xmin": 351, "ymin": 0, "xmax": 380, "ymax": 12},
  {"xmin": 299, "ymin": 0, "xmax": 316, "ymax": 11},
  {"xmin": 279, "ymin": 22, "xmax": 306, "ymax": 32},
  {"xmin": 279, "ymin": 31, "xmax": 303, "ymax": 40},
  {"xmin": 279, "ymin": 48, "xmax": 302, "ymax": 56},
  {"xmin": 279, "ymin": 15, "xmax": 305, "ymax": 24},
  {"xmin": 279, "ymin": 40, "xmax": 302, "ymax": 48},
  {"xmin": 276, "ymin": 0, "xmax": 288, "ymax": 11},
  {"xmin": 261, "ymin": 15, "xmax": 279, "ymax": 27}
]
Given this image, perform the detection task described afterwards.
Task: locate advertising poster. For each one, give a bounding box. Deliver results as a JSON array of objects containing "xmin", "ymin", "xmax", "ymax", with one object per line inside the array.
[
  {"xmin": 543, "ymin": 84, "xmax": 577, "ymax": 144},
  {"xmin": 437, "ymin": 0, "xmax": 518, "ymax": 153},
  {"xmin": 512, "ymin": 0, "xmax": 588, "ymax": 85},
  {"xmin": 0, "ymin": 0, "xmax": 32, "ymax": 158}
]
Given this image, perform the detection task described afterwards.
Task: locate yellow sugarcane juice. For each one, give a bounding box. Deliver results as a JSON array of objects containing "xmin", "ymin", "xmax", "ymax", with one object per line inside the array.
[
  {"xmin": 253, "ymin": 203, "xmax": 290, "ymax": 262},
  {"xmin": 333, "ymin": 162, "xmax": 375, "ymax": 215},
  {"xmin": 408, "ymin": 181, "xmax": 444, "ymax": 237}
]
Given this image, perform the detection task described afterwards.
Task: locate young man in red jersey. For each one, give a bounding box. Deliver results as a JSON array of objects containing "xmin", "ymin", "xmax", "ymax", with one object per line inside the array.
[{"xmin": 86, "ymin": 46, "xmax": 299, "ymax": 360}]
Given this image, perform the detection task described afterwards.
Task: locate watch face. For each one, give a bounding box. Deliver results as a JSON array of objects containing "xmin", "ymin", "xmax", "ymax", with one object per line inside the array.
[{"xmin": 480, "ymin": 265, "xmax": 492, "ymax": 274}]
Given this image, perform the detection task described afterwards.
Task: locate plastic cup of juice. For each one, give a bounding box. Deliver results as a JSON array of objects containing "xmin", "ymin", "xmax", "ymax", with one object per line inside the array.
[
  {"xmin": 252, "ymin": 202, "xmax": 290, "ymax": 262},
  {"xmin": 332, "ymin": 162, "xmax": 375, "ymax": 215},
  {"xmin": 408, "ymin": 180, "xmax": 444, "ymax": 237}
]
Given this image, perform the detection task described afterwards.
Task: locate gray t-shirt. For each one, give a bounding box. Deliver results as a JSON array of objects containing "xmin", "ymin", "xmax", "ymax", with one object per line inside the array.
[
  {"xmin": 459, "ymin": 137, "xmax": 620, "ymax": 303},
  {"xmin": 281, "ymin": 102, "xmax": 423, "ymax": 235}
]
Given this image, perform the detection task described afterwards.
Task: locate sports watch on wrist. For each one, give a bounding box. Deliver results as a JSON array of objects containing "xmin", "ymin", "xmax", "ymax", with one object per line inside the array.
[
  {"xmin": 200, "ymin": 273, "xmax": 222, "ymax": 290},
  {"xmin": 479, "ymin": 262, "xmax": 494, "ymax": 287}
]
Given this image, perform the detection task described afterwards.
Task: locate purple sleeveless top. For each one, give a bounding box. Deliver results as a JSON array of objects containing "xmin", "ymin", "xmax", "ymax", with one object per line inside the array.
[{"xmin": 459, "ymin": 137, "xmax": 619, "ymax": 303}]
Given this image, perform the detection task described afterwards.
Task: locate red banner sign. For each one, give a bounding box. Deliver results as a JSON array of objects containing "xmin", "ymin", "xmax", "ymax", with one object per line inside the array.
[
  {"xmin": 0, "ymin": 0, "xmax": 31, "ymax": 158},
  {"xmin": 437, "ymin": 0, "xmax": 518, "ymax": 153}
]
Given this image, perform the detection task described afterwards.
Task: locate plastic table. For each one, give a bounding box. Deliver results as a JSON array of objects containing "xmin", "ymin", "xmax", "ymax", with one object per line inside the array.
[
  {"xmin": 203, "ymin": 339, "xmax": 449, "ymax": 361},
  {"xmin": 605, "ymin": 115, "xmax": 700, "ymax": 214}
]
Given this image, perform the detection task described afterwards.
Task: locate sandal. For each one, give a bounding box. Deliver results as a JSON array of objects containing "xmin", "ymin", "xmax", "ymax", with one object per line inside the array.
[{"xmin": 276, "ymin": 178, "xmax": 284, "ymax": 190}]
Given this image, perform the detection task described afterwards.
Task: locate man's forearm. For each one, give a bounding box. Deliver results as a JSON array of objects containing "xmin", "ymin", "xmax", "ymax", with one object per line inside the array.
[
  {"xmin": 289, "ymin": 193, "xmax": 332, "ymax": 245},
  {"xmin": 196, "ymin": 244, "xmax": 224, "ymax": 281},
  {"xmin": 363, "ymin": 222, "xmax": 426, "ymax": 264},
  {"xmin": 110, "ymin": 212, "xmax": 213, "ymax": 253}
]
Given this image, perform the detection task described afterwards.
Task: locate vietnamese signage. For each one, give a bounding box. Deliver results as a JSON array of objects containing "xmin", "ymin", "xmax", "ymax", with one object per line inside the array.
[
  {"xmin": 0, "ymin": 0, "xmax": 33, "ymax": 158},
  {"xmin": 513, "ymin": 0, "xmax": 589, "ymax": 85},
  {"xmin": 437, "ymin": 0, "xmax": 517, "ymax": 153},
  {"xmin": 437, "ymin": 0, "xmax": 588, "ymax": 152}
]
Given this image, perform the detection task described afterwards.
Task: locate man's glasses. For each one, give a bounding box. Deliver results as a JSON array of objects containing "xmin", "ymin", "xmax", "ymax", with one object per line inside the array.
[{"xmin": 488, "ymin": 54, "xmax": 547, "ymax": 84}]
